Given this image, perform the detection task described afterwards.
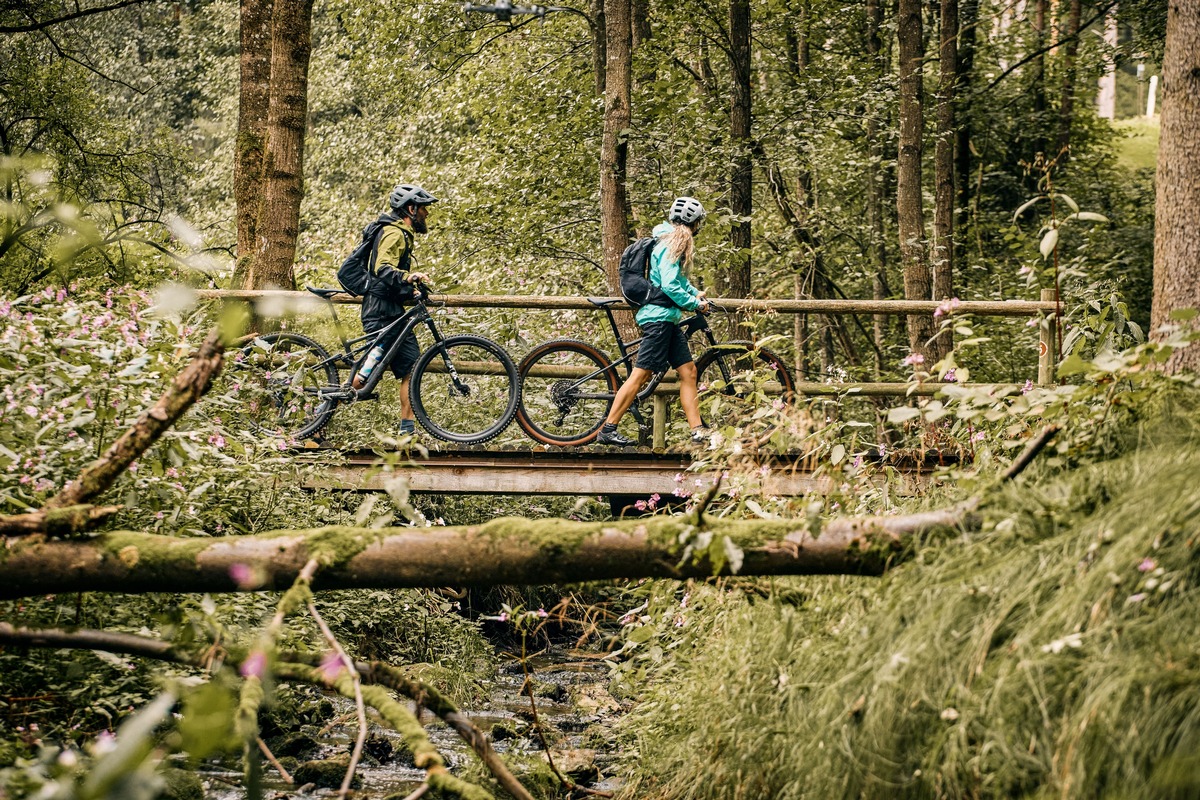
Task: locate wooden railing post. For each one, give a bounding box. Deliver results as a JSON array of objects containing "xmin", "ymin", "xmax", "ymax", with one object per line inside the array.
[
  {"xmin": 652, "ymin": 395, "xmax": 668, "ymax": 449},
  {"xmin": 1038, "ymin": 288, "xmax": 1058, "ymax": 385}
]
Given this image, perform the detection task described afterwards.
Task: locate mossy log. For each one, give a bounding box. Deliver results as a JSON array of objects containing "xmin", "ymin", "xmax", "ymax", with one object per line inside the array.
[{"xmin": 0, "ymin": 504, "xmax": 977, "ymax": 599}]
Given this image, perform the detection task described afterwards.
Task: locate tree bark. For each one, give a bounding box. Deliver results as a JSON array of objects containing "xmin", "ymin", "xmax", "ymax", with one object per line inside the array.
[
  {"xmin": 866, "ymin": 0, "xmax": 889, "ymax": 376},
  {"xmin": 591, "ymin": 0, "xmax": 607, "ymax": 96},
  {"xmin": 0, "ymin": 506, "xmax": 980, "ymax": 598},
  {"xmin": 897, "ymin": 0, "xmax": 934, "ymax": 361},
  {"xmin": 930, "ymin": 0, "xmax": 958, "ymax": 362},
  {"xmin": 1150, "ymin": 0, "xmax": 1200, "ymax": 372},
  {"xmin": 1032, "ymin": 0, "xmax": 1048, "ymax": 158},
  {"xmin": 232, "ymin": 0, "xmax": 273, "ymax": 288},
  {"xmin": 250, "ymin": 0, "xmax": 315, "ymax": 292},
  {"xmin": 954, "ymin": 0, "xmax": 978, "ymax": 234},
  {"xmin": 1055, "ymin": 0, "xmax": 1083, "ymax": 158},
  {"xmin": 725, "ymin": 0, "xmax": 753, "ymax": 305},
  {"xmin": 600, "ymin": 0, "xmax": 633, "ymax": 296}
]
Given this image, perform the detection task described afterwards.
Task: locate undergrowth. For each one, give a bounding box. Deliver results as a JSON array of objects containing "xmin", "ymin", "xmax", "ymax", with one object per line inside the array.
[{"xmin": 612, "ymin": 388, "xmax": 1200, "ymax": 799}]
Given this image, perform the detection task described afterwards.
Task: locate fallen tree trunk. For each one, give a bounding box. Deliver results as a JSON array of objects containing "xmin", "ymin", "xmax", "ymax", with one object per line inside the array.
[{"xmin": 0, "ymin": 504, "xmax": 978, "ymax": 598}]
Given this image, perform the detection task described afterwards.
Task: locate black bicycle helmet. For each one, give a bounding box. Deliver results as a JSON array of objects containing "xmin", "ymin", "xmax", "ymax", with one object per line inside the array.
[
  {"xmin": 668, "ymin": 196, "xmax": 705, "ymax": 226},
  {"xmin": 388, "ymin": 184, "xmax": 439, "ymax": 212}
]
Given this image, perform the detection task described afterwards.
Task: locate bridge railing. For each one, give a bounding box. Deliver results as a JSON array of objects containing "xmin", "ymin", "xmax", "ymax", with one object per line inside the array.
[{"xmin": 196, "ymin": 288, "xmax": 1061, "ymax": 446}]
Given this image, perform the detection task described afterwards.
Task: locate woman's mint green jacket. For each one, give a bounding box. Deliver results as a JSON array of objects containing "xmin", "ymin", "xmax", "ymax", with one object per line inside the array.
[{"xmin": 634, "ymin": 222, "xmax": 703, "ymax": 326}]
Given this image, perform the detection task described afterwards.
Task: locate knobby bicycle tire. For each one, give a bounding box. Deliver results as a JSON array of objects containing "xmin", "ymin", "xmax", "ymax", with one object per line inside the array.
[
  {"xmin": 516, "ymin": 339, "xmax": 620, "ymax": 447},
  {"xmin": 231, "ymin": 332, "xmax": 340, "ymax": 441},
  {"xmin": 409, "ymin": 334, "xmax": 521, "ymax": 444},
  {"xmin": 694, "ymin": 341, "xmax": 795, "ymax": 442}
]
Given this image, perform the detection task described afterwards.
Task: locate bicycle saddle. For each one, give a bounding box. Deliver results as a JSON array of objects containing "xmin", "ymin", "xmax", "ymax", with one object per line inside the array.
[
  {"xmin": 587, "ymin": 297, "xmax": 623, "ymax": 308},
  {"xmin": 306, "ymin": 286, "xmax": 345, "ymax": 299}
]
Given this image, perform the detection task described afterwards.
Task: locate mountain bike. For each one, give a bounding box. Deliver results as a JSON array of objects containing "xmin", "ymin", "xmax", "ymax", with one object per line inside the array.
[
  {"xmin": 515, "ymin": 298, "xmax": 795, "ymax": 447},
  {"xmin": 230, "ymin": 284, "xmax": 521, "ymax": 444}
]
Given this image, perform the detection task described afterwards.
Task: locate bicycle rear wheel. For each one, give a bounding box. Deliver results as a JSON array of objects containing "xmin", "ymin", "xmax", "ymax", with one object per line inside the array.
[
  {"xmin": 516, "ymin": 339, "xmax": 619, "ymax": 447},
  {"xmin": 410, "ymin": 334, "xmax": 520, "ymax": 444},
  {"xmin": 230, "ymin": 333, "xmax": 339, "ymax": 440},
  {"xmin": 694, "ymin": 342, "xmax": 795, "ymax": 440}
]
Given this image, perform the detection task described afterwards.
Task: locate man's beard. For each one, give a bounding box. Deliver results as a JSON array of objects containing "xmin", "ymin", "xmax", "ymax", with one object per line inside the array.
[{"xmin": 412, "ymin": 217, "xmax": 428, "ymax": 234}]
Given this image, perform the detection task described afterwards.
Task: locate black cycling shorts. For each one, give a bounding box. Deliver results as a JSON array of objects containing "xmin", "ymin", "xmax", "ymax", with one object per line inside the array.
[
  {"xmin": 634, "ymin": 321, "xmax": 694, "ymax": 373},
  {"xmin": 369, "ymin": 321, "xmax": 421, "ymax": 380}
]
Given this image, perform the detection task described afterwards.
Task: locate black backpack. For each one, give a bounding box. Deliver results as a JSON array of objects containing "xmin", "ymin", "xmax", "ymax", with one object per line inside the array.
[
  {"xmin": 337, "ymin": 212, "xmax": 402, "ymax": 297},
  {"xmin": 618, "ymin": 236, "xmax": 676, "ymax": 309}
]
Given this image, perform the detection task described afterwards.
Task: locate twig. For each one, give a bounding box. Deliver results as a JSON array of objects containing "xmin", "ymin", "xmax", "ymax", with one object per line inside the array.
[
  {"xmin": 690, "ymin": 473, "xmax": 725, "ymax": 528},
  {"xmin": 0, "ymin": 504, "xmax": 121, "ymax": 538},
  {"xmin": 307, "ymin": 598, "xmax": 368, "ymax": 799},
  {"xmin": 256, "ymin": 736, "xmax": 294, "ymax": 784},
  {"xmin": 1002, "ymin": 425, "xmax": 1061, "ymax": 481},
  {"xmin": 400, "ymin": 784, "xmax": 431, "ymax": 800}
]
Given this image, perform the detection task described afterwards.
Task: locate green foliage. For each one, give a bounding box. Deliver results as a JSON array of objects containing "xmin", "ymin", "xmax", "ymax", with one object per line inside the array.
[{"xmin": 612, "ymin": 383, "xmax": 1200, "ymax": 799}]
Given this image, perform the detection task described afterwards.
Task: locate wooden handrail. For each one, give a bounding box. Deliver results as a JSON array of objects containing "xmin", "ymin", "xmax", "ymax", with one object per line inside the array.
[{"xmin": 193, "ymin": 289, "xmax": 1061, "ymax": 318}]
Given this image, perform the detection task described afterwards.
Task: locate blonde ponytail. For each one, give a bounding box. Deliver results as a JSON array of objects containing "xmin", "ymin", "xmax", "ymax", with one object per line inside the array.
[{"xmin": 662, "ymin": 223, "xmax": 696, "ymax": 270}]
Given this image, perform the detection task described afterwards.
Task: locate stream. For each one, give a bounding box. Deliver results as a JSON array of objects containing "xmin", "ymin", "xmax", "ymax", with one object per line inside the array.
[{"xmin": 197, "ymin": 646, "xmax": 627, "ymax": 799}]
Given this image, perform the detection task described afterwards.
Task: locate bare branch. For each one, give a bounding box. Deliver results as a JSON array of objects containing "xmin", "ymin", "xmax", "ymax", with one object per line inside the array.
[{"xmin": 0, "ymin": 0, "xmax": 150, "ymax": 33}]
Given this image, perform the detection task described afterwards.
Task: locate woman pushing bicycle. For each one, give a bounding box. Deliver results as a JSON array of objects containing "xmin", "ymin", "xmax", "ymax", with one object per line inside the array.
[{"xmin": 596, "ymin": 196, "xmax": 713, "ymax": 447}]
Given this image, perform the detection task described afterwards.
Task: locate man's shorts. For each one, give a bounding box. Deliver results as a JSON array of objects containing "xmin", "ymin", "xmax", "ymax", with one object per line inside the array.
[
  {"xmin": 368, "ymin": 322, "xmax": 421, "ymax": 380},
  {"xmin": 634, "ymin": 321, "xmax": 694, "ymax": 373}
]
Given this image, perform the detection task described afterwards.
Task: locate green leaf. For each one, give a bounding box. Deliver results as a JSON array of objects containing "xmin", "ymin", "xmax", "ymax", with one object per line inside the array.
[
  {"xmin": 179, "ymin": 681, "xmax": 238, "ymax": 761},
  {"xmin": 1039, "ymin": 228, "xmax": 1059, "ymax": 261},
  {"xmin": 830, "ymin": 444, "xmax": 846, "ymax": 465},
  {"xmin": 1012, "ymin": 196, "xmax": 1045, "ymax": 222},
  {"xmin": 887, "ymin": 406, "xmax": 922, "ymax": 424},
  {"xmin": 1169, "ymin": 308, "xmax": 1199, "ymax": 322},
  {"xmin": 1057, "ymin": 353, "xmax": 1092, "ymax": 377}
]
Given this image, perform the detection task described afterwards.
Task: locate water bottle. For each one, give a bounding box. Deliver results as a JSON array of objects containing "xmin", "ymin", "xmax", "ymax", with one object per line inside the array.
[{"xmin": 351, "ymin": 346, "xmax": 385, "ymax": 390}]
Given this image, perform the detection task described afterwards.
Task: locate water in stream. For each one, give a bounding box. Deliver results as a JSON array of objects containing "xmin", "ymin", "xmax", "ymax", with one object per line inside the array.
[{"xmin": 198, "ymin": 648, "xmax": 626, "ymax": 799}]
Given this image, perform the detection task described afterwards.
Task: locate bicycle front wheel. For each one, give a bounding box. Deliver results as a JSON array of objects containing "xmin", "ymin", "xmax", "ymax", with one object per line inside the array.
[
  {"xmin": 516, "ymin": 339, "xmax": 619, "ymax": 447},
  {"xmin": 410, "ymin": 335, "xmax": 520, "ymax": 444},
  {"xmin": 695, "ymin": 342, "xmax": 795, "ymax": 439},
  {"xmin": 230, "ymin": 332, "xmax": 339, "ymax": 441}
]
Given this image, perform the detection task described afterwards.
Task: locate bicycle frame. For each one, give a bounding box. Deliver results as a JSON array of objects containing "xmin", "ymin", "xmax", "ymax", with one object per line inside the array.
[
  {"xmin": 568, "ymin": 305, "xmax": 720, "ymax": 404},
  {"xmin": 308, "ymin": 291, "xmax": 461, "ymax": 402}
]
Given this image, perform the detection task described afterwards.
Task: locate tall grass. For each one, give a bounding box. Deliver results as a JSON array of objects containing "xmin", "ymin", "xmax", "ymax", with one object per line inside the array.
[{"xmin": 615, "ymin": 395, "xmax": 1200, "ymax": 799}]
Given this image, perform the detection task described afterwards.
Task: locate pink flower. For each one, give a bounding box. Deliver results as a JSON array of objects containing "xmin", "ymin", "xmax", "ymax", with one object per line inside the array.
[
  {"xmin": 1137, "ymin": 558, "xmax": 1157, "ymax": 573},
  {"xmin": 902, "ymin": 352, "xmax": 925, "ymax": 367},
  {"xmin": 933, "ymin": 297, "xmax": 961, "ymax": 318},
  {"xmin": 943, "ymin": 369, "xmax": 957, "ymax": 382},
  {"xmin": 208, "ymin": 434, "xmax": 226, "ymax": 449},
  {"xmin": 229, "ymin": 563, "xmax": 261, "ymax": 590},
  {"xmin": 535, "ymin": 608, "xmax": 548, "ymax": 618},
  {"xmin": 1022, "ymin": 379, "xmax": 1034, "ymax": 394},
  {"xmin": 240, "ymin": 651, "xmax": 268, "ymax": 679},
  {"xmin": 319, "ymin": 651, "xmax": 346, "ymax": 682}
]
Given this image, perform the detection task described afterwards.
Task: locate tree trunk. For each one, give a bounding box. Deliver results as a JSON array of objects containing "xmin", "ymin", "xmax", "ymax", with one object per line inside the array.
[
  {"xmin": 600, "ymin": 0, "xmax": 632, "ymax": 301},
  {"xmin": 1055, "ymin": 0, "xmax": 1082, "ymax": 158},
  {"xmin": 232, "ymin": 0, "xmax": 272, "ymax": 287},
  {"xmin": 591, "ymin": 0, "xmax": 607, "ymax": 96},
  {"xmin": 897, "ymin": 0, "xmax": 934, "ymax": 361},
  {"xmin": 954, "ymin": 0, "xmax": 978, "ymax": 233},
  {"xmin": 725, "ymin": 0, "xmax": 753, "ymax": 307},
  {"xmin": 1032, "ymin": 0, "xmax": 1048, "ymax": 158},
  {"xmin": 0, "ymin": 506, "xmax": 981, "ymax": 598},
  {"xmin": 1150, "ymin": 0, "xmax": 1200, "ymax": 373},
  {"xmin": 867, "ymin": 0, "xmax": 889, "ymax": 376},
  {"xmin": 929, "ymin": 0, "xmax": 958, "ymax": 362},
  {"xmin": 250, "ymin": 0, "xmax": 314, "ymax": 292}
]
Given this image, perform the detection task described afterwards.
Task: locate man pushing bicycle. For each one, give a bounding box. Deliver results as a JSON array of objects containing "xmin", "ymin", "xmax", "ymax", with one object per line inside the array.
[{"xmin": 354, "ymin": 183, "xmax": 437, "ymax": 436}]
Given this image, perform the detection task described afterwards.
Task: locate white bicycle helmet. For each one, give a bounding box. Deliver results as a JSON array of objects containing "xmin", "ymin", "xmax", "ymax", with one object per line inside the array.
[
  {"xmin": 389, "ymin": 184, "xmax": 439, "ymax": 212},
  {"xmin": 668, "ymin": 196, "xmax": 705, "ymax": 226}
]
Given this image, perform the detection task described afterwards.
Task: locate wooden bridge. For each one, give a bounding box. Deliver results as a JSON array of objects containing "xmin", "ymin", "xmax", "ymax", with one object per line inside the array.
[
  {"xmin": 204, "ymin": 288, "xmax": 1053, "ymax": 500},
  {"xmin": 301, "ymin": 446, "xmax": 937, "ymax": 502}
]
